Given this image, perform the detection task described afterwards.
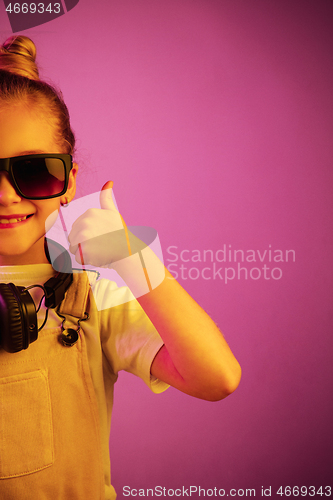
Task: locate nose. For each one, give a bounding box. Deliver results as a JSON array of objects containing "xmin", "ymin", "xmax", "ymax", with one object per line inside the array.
[{"xmin": 0, "ymin": 172, "xmax": 22, "ymax": 206}]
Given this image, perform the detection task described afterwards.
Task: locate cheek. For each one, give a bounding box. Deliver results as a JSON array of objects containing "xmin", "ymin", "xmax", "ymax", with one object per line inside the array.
[{"xmin": 45, "ymin": 208, "xmax": 60, "ymax": 233}]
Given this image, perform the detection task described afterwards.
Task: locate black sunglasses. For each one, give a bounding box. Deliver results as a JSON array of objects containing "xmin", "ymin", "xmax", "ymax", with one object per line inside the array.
[{"xmin": 0, "ymin": 154, "xmax": 73, "ymax": 200}]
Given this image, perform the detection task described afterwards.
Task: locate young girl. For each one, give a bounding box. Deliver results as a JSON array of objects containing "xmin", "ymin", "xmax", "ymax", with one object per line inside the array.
[{"xmin": 0, "ymin": 36, "xmax": 241, "ymax": 499}]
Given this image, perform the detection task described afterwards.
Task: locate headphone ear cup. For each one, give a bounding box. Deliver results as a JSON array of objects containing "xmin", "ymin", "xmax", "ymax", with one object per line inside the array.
[{"xmin": 0, "ymin": 283, "xmax": 38, "ymax": 353}]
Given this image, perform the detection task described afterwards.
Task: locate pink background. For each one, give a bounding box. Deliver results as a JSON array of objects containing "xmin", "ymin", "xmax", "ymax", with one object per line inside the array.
[{"xmin": 1, "ymin": 0, "xmax": 332, "ymax": 495}]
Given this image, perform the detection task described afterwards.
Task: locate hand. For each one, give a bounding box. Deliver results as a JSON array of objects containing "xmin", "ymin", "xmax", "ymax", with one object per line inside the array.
[{"xmin": 68, "ymin": 181, "xmax": 132, "ymax": 267}]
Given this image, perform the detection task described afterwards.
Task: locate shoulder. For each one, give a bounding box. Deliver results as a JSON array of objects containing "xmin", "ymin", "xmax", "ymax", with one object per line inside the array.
[
  {"xmin": 89, "ymin": 276, "xmax": 135, "ymax": 311},
  {"xmin": 70, "ymin": 271, "xmax": 135, "ymax": 311}
]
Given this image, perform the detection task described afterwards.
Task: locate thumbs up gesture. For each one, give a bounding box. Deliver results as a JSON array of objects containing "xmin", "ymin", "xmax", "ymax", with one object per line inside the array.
[
  {"xmin": 68, "ymin": 181, "xmax": 132, "ymax": 267},
  {"xmin": 99, "ymin": 181, "xmax": 116, "ymax": 211}
]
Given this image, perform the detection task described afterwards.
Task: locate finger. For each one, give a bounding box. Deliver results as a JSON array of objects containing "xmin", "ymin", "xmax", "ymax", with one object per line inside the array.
[
  {"xmin": 78, "ymin": 243, "xmax": 85, "ymax": 267},
  {"xmin": 69, "ymin": 242, "xmax": 79, "ymax": 255},
  {"xmin": 75, "ymin": 247, "xmax": 84, "ymax": 265},
  {"xmin": 99, "ymin": 181, "xmax": 115, "ymax": 210}
]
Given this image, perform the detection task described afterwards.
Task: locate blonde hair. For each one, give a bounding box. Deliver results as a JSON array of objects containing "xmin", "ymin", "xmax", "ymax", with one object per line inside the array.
[
  {"xmin": 0, "ymin": 35, "xmax": 39, "ymax": 79},
  {"xmin": 0, "ymin": 35, "xmax": 75, "ymax": 155}
]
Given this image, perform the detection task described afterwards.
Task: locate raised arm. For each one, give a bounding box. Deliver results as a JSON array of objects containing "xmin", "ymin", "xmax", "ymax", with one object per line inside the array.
[{"xmin": 69, "ymin": 182, "xmax": 241, "ymax": 401}]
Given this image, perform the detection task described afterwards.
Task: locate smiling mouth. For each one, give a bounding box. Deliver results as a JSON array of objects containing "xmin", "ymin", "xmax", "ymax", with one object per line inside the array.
[{"xmin": 0, "ymin": 214, "xmax": 33, "ymax": 224}]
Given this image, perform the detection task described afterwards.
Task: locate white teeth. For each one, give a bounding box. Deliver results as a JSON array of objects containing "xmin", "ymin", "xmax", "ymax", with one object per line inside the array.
[{"xmin": 0, "ymin": 216, "xmax": 28, "ymax": 224}]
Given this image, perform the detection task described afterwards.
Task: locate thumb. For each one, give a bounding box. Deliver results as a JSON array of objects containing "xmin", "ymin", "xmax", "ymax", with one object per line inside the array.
[{"xmin": 100, "ymin": 181, "xmax": 115, "ymax": 210}]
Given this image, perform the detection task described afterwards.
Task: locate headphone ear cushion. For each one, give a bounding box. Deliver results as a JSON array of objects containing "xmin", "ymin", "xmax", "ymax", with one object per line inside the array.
[{"xmin": 0, "ymin": 283, "xmax": 32, "ymax": 353}]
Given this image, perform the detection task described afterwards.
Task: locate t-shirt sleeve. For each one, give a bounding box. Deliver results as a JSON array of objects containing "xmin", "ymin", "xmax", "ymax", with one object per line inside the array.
[{"xmin": 92, "ymin": 278, "xmax": 169, "ymax": 394}]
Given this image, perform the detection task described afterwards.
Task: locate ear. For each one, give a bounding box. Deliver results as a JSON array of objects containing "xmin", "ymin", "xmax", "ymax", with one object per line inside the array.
[{"xmin": 61, "ymin": 162, "xmax": 78, "ymax": 205}]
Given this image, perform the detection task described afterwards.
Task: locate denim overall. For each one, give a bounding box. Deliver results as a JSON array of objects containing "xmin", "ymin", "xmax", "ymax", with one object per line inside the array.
[{"xmin": 0, "ymin": 272, "xmax": 106, "ymax": 499}]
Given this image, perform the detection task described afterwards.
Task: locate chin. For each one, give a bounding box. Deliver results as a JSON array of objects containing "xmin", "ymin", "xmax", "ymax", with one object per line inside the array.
[{"xmin": 0, "ymin": 239, "xmax": 46, "ymax": 265}]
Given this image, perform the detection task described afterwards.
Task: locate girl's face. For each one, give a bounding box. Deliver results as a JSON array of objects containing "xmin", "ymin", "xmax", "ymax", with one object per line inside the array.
[{"xmin": 0, "ymin": 104, "xmax": 77, "ymax": 265}]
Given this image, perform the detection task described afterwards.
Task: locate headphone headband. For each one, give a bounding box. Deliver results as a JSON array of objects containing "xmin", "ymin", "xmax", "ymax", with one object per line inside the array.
[{"xmin": 0, "ymin": 238, "xmax": 74, "ymax": 353}]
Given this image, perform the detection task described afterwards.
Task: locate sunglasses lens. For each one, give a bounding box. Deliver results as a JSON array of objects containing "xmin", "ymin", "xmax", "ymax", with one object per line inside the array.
[{"xmin": 13, "ymin": 158, "xmax": 66, "ymax": 198}]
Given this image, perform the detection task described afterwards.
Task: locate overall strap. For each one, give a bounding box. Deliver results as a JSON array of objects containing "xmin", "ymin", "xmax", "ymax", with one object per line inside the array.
[{"xmin": 58, "ymin": 271, "xmax": 91, "ymax": 319}]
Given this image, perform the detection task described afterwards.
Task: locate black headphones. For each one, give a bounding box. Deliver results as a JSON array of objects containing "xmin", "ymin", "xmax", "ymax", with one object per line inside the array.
[{"xmin": 0, "ymin": 239, "xmax": 73, "ymax": 353}]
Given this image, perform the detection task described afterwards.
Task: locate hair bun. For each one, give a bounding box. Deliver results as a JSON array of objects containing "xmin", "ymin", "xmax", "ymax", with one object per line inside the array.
[{"xmin": 0, "ymin": 35, "xmax": 39, "ymax": 80}]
